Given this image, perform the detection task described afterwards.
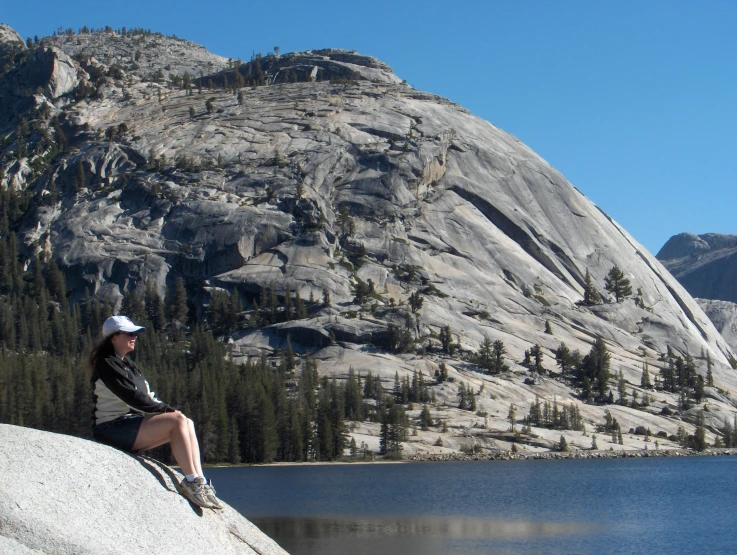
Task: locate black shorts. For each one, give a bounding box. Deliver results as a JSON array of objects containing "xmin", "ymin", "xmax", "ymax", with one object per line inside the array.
[{"xmin": 92, "ymin": 414, "xmax": 145, "ymax": 452}]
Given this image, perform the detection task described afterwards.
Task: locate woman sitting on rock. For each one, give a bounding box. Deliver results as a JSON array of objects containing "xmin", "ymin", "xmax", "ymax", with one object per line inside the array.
[{"xmin": 90, "ymin": 315, "xmax": 222, "ymax": 510}]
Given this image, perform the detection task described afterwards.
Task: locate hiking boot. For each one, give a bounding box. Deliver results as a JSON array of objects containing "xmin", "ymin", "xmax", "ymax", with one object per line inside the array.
[
  {"xmin": 176, "ymin": 477, "xmax": 213, "ymax": 509},
  {"xmin": 199, "ymin": 477, "xmax": 223, "ymax": 510}
]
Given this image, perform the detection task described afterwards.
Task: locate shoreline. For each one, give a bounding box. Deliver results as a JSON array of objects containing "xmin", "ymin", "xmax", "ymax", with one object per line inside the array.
[
  {"xmin": 204, "ymin": 448, "xmax": 737, "ymax": 468},
  {"xmin": 406, "ymin": 447, "xmax": 737, "ymax": 462}
]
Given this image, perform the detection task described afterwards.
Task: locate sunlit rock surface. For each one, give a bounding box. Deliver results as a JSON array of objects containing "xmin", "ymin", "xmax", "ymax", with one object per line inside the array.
[{"xmin": 0, "ymin": 424, "xmax": 288, "ymax": 554}]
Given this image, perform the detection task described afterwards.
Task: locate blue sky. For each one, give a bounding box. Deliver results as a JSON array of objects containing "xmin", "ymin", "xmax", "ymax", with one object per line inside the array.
[{"xmin": 3, "ymin": 0, "xmax": 735, "ymax": 254}]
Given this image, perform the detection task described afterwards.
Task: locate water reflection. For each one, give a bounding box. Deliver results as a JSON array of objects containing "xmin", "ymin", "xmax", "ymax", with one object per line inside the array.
[{"xmin": 252, "ymin": 515, "xmax": 596, "ymax": 555}]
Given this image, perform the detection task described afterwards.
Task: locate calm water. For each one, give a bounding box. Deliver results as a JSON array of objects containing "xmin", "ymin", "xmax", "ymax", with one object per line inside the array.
[{"xmin": 208, "ymin": 457, "xmax": 737, "ymax": 555}]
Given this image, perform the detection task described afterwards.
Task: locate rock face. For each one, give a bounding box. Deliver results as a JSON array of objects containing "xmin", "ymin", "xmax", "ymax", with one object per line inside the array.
[
  {"xmin": 20, "ymin": 46, "xmax": 82, "ymax": 98},
  {"xmin": 657, "ymin": 233, "xmax": 737, "ymax": 353},
  {"xmin": 0, "ymin": 24, "xmax": 25, "ymax": 48},
  {"xmin": 256, "ymin": 49, "xmax": 402, "ymax": 85},
  {"xmin": 696, "ymin": 298, "xmax": 737, "ymax": 354},
  {"xmin": 0, "ymin": 23, "xmax": 26, "ymax": 67},
  {"xmin": 657, "ymin": 232, "xmax": 737, "ymax": 304},
  {"xmin": 0, "ymin": 424, "xmax": 288, "ymax": 555},
  {"xmin": 47, "ymin": 28, "xmax": 229, "ymax": 81}
]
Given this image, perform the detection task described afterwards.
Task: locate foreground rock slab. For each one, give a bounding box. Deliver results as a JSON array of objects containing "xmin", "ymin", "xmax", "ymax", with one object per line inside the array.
[{"xmin": 0, "ymin": 425, "xmax": 288, "ymax": 555}]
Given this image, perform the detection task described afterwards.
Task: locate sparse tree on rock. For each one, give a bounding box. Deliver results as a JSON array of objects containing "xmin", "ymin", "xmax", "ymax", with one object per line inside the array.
[
  {"xmin": 555, "ymin": 342, "xmax": 572, "ymax": 376},
  {"xmin": 706, "ymin": 353, "xmax": 714, "ymax": 387},
  {"xmin": 583, "ymin": 269, "xmax": 602, "ymax": 305},
  {"xmin": 508, "ymin": 404, "xmax": 516, "ymax": 431},
  {"xmin": 617, "ymin": 370, "xmax": 627, "ymax": 405},
  {"xmin": 523, "ymin": 349, "xmax": 532, "ymax": 368},
  {"xmin": 476, "ymin": 334, "xmax": 494, "ymax": 372},
  {"xmin": 492, "ymin": 340, "xmax": 507, "ymax": 374},
  {"xmin": 408, "ymin": 291, "xmax": 424, "ymax": 313},
  {"xmin": 604, "ymin": 265, "xmax": 632, "ymax": 303},
  {"xmin": 439, "ymin": 325, "xmax": 455, "ymax": 355},
  {"xmin": 694, "ymin": 374, "xmax": 705, "ymax": 403},
  {"xmin": 529, "ymin": 344, "xmax": 544, "ymax": 375},
  {"xmin": 641, "ymin": 362, "xmax": 652, "ymax": 389},
  {"xmin": 436, "ymin": 363, "xmax": 449, "ymax": 383},
  {"xmin": 558, "ymin": 435, "xmax": 568, "ymax": 452},
  {"xmin": 420, "ymin": 405, "xmax": 433, "ymax": 430}
]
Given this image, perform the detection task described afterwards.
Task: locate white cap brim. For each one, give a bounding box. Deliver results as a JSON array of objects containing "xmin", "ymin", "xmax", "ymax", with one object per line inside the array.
[{"xmin": 118, "ymin": 324, "xmax": 145, "ymax": 334}]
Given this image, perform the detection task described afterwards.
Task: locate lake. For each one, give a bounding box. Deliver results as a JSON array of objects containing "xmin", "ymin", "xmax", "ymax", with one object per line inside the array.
[{"xmin": 207, "ymin": 456, "xmax": 737, "ymax": 555}]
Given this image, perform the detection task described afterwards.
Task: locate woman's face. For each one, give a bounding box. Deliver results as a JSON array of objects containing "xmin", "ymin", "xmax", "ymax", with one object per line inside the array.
[{"xmin": 111, "ymin": 332, "xmax": 138, "ymax": 357}]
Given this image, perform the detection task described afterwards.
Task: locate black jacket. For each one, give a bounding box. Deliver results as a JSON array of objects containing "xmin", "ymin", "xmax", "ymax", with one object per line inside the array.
[{"xmin": 92, "ymin": 355, "xmax": 175, "ymax": 426}]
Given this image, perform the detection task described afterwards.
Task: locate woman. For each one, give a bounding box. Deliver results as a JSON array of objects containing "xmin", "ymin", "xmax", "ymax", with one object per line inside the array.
[{"xmin": 91, "ymin": 315, "xmax": 222, "ymax": 510}]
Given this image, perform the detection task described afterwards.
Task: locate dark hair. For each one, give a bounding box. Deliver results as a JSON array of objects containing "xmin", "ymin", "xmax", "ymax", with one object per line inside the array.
[{"xmin": 89, "ymin": 334, "xmax": 116, "ymax": 369}]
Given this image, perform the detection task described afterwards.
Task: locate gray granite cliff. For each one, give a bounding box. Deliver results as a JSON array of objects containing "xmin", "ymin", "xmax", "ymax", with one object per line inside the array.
[
  {"xmin": 657, "ymin": 233, "xmax": 737, "ymax": 353},
  {"xmin": 657, "ymin": 232, "xmax": 737, "ymax": 303}
]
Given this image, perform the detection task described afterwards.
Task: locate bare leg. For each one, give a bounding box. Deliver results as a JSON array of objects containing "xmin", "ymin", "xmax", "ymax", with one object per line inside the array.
[
  {"xmin": 132, "ymin": 412, "xmax": 195, "ymax": 476},
  {"xmin": 187, "ymin": 418, "xmax": 204, "ymax": 477}
]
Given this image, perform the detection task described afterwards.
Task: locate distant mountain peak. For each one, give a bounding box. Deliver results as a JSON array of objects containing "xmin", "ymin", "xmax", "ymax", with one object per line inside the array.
[
  {"xmin": 0, "ymin": 23, "xmax": 26, "ymax": 50},
  {"xmin": 657, "ymin": 232, "xmax": 737, "ymax": 260}
]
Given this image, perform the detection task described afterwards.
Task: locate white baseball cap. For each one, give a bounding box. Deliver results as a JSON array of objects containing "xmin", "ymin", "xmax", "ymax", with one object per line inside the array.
[{"xmin": 102, "ymin": 315, "xmax": 145, "ymax": 338}]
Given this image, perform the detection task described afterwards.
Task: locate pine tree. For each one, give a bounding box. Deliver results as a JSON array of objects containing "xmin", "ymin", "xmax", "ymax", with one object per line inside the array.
[
  {"xmin": 558, "ymin": 435, "xmax": 569, "ymax": 452},
  {"xmin": 439, "ymin": 325, "xmax": 454, "ymax": 355},
  {"xmin": 491, "ymin": 340, "xmax": 506, "ymax": 373},
  {"xmin": 522, "ymin": 349, "xmax": 532, "ymax": 368},
  {"xmin": 169, "ymin": 277, "xmax": 188, "ymax": 324},
  {"xmin": 228, "ymin": 416, "xmax": 241, "ymax": 463},
  {"xmin": 508, "ymin": 404, "xmax": 516, "ymax": 431},
  {"xmin": 694, "ymin": 374, "xmax": 705, "ymax": 403},
  {"xmin": 457, "ymin": 382, "xmax": 468, "ymax": 410},
  {"xmin": 641, "ymin": 362, "xmax": 652, "ymax": 389},
  {"xmin": 420, "ymin": 405, "xmax": 433, "ymax": 430},
  {"xmin": 692, "ymin": 410, "xmax": 707, "ymax": 451},
  {"xmin": 555, "ymin": 342, "xmax": 572, "ymax": 377},
  {"xmin": 583, "ymin": 269, "xmax": 602, "ymax": 305},
  {"xmin": 580, "ymin": 337, "xmax": 611, "ymax": 402},
  {"xmin": 529, "ymin": 344, "xmax": 544, "ymax": 374},
  {"xmin": 604, "ymin": 265, "xmax": 632, "ymax": 303},
  {"xmin": 408, "ymin": 291, "xmax": 424, "ymax": 313},
  {"xmin": 476, "ymin": 335, "xmax": 494, "ymax": 372},
  {"xmin": 706, "ymin": 352, "xmax": 714, "ymax": 387},
  {"xmin": 617, "ymin": 370, "xmax": 627, "ymax": 405}
]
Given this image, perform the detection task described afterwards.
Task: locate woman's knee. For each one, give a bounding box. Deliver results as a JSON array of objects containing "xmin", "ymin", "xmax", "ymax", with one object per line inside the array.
[{"xmin": 168, "ymin": 410, "xmax": 188, "ymax": 428}]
